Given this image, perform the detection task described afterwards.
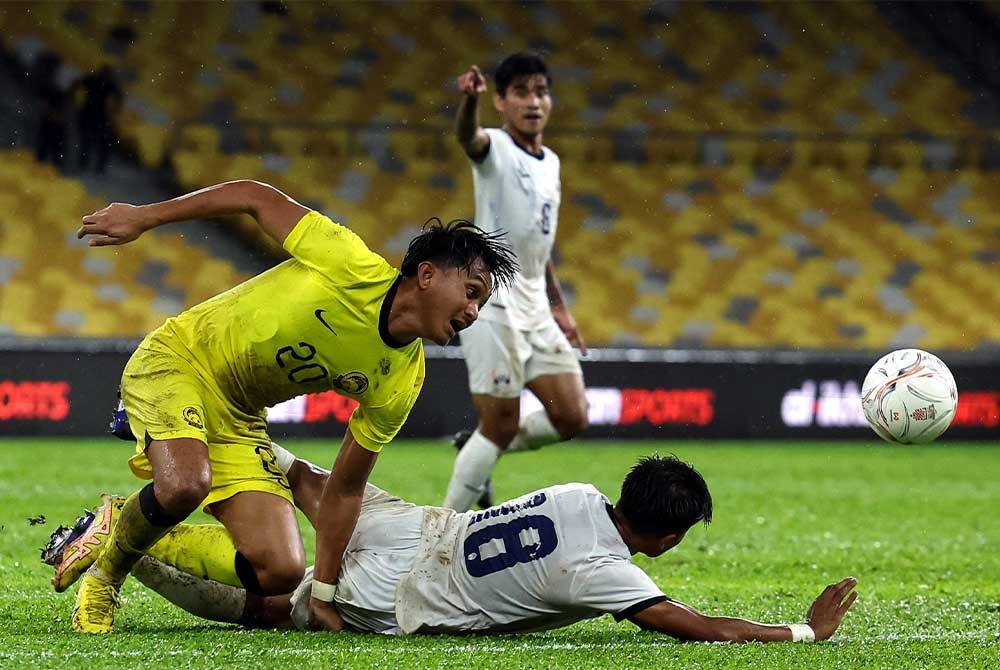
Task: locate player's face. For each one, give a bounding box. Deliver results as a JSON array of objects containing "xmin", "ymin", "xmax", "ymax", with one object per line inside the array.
[
  {"xmin": 420, "ymin": 258, "xmax": 493, "ymax": 345},
  {"xmin": 495, "ymin": 74, "xmax": 552, "ymax": 138}
]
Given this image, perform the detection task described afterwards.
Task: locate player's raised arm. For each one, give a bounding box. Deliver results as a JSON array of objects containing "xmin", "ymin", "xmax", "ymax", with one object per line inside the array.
[
  {"xmin": 629, "ymin": 577, "xmax": 858, "ymax": 643},
  {"xmin": 455, "ymin": 65, "xmax": 491, "ymax": 160},
  {"xmin": 77, "ymin": 180, "xmax": 310, "ymax": 247}
]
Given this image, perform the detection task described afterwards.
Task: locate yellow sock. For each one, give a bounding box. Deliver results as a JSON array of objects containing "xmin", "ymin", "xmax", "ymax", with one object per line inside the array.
[
  {"xmin": 147, "ymin": 524, "xmax": 240, "ymax": 587},
  {"xmin": 94, "ymin": 491, "xmax": 172, "ymax": 584}
]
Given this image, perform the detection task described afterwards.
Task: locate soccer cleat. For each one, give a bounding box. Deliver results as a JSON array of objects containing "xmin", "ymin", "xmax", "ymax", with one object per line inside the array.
[
  {"xmin": 46, "ymin": 494, "xmax": 126, "ymax": 593},
  {"xmin": 41, "ymin": 510, "xmax": 96, "ymax": 566},
  {"xmin": 71, "ymin": 572, "xmax": 122, "ymax": 634},
  {"xmin": 453, "ymin": 430, "xmax": 494, "ymax": 509}
]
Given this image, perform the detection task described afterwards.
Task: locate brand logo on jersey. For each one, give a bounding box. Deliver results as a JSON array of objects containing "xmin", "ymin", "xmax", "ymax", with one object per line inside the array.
[
  {"xmin": 492, "ymin": 371, "xmax": 512, "ymax": 390},
  {"xmin": 333, "ymin": 372, "xmax": 369, "ymax": 395},
  {"xmin": 313, "ymin": 309, "xmax": 338, "ymax": 336},
  {"xmin": 182, "ymin": 406, "xmax": 204, "ymax": 430}
]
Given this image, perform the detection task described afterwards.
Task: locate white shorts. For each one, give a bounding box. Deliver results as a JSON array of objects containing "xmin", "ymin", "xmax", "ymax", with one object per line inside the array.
[
  {"xmin": 290, "ymin": 484, "xmax": 423, "ymax": 634},
  {"xmin": 460, "ymin": 317, "xmax": 582, "ymax": 398}
]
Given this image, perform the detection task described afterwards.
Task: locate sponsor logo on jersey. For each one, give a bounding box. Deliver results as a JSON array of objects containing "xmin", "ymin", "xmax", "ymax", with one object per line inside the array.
[
  {"xmin": 182, "ymin": 406, "xmax": 204, "ymax": 430},
  {"xmin": 333, "ymin": 372, "xmax": 369, "ymax": 395}
]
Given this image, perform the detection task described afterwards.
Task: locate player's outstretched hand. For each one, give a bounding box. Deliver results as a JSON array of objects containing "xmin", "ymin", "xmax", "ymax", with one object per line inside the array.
[
  {"xmin": 78, "ymin": 203, "xmax": 150, "ymax": 246},
  {"xmin": 309, "ymin": 598, "xmax": 345, "ymax": 632},
  {"xmin": 806, "ymin": 577, "xmax": 859, "ymax": 640},
  {"xmin": 457, "ymin": 65, "xmax": 487, "ymax": 97}
]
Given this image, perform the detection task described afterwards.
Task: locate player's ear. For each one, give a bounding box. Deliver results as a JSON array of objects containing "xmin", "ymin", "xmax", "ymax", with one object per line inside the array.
[
  {"xmin": 661, "ymin": 531, "xmax": 686, "ymax": 552},
  {"xmin": 493, "ymin": 92, "xmax": 505, "ymax": 114},
  {"xmin": 417, "ymin": 261, "xmax": 436, "ymax": 289}
]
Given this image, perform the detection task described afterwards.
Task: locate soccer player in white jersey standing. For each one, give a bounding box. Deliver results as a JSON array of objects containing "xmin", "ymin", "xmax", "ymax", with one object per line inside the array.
[{"xmin": 444, "ymin": 52, "xmax": 589, "ymax": 511}]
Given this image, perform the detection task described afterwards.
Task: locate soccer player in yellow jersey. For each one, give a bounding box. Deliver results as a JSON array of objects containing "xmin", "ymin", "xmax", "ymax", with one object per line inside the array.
[{"xmin": 64, "ymin": 180, "xmax": 517, "ymax": 633}]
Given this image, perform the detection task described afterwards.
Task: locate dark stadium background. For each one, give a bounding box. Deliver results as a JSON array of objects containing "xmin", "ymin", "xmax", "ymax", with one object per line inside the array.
[{"xmin": 0, "ymin": 0, "xmax": 997, "ymax": 440}]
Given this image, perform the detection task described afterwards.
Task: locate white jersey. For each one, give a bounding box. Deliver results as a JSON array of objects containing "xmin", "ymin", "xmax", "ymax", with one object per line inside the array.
[
  {"xmin": 472, "ymin": 128, "xmax": 561, "ymax": 330},
  {"xmin": 291, "ymin": 483, "xmax": 665, "ymax": 635},
  {"xmin": 395, "ymin": 483, "xmax": 666, "ymax": 635}
]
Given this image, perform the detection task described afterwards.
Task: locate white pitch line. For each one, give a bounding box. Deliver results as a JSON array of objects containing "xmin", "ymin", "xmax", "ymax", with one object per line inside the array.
[{"xmin": 1, "ymin": 630, "xmax": 995, "ymax": 661}]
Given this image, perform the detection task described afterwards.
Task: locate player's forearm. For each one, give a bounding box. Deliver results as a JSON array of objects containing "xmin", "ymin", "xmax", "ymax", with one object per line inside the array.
[
  {"xmin": 632, "ymin": 600, "xmax": 798, "ymax": 643},
  {"xmin": 545, "ymin": 261, "xmax": 565, "ymax": 307},
  {"xmin": 455, "ymin": 95, "xmax": 482, "ymax": 152},
  {"xmin": 139, "ymin": 181, "xmax": 270, "ymax": 228},
  {"xmin": 688, "ymin": 616, "xmax": 796, "ymax": 643},
  {"xmin": 311, "ymin": 479, "xmax": 364, "ymax": 586},
  {"xmin": 311, "ymin": 432, "xmax": 378, "ymax": 587}
]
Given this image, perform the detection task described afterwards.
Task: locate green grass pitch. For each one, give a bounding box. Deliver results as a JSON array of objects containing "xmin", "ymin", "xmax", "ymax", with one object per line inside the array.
[{"xmin": 0, "ymin": 438, "xmax": 997, "ymax": 669}]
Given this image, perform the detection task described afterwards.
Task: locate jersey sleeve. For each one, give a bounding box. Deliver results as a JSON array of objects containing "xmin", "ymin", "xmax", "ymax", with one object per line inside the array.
[
  {"xmin": 471, "ymin": 128, "xmax": 506, "ymax": 177},
  {"xmin": 347, "ymin": 359, "xmax": 425, "ymax": 452},
  {"xmin": 282, "ymin": 211, "xmax": 391, "ymax": 286},
  {"xmin": 563, "ymin": 556, "xmax": 667, "ymax": 619}
]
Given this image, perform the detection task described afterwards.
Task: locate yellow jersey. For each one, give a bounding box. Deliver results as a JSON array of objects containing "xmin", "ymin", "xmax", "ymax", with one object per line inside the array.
[{"xmin": 138, "ymin": 211, "xmax": 425, "ymax": 452}]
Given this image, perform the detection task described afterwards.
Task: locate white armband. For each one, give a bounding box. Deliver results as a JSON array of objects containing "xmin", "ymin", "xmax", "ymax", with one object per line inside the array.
[
  {"xmin": 311, "ymin": 580, "xmax": 338, "ymax": 603},
  {"xmin": 787, "ymin": 623, "xmax": 816, "ymax": 642}
]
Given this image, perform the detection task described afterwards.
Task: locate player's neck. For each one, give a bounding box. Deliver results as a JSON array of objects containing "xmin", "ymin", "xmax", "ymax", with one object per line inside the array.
[
  {"xmin": 382, "ymin": 278, "xmax": 421, "ymax": 346},
  {"xmin": 503, "ymin": 124, "xmax": 543, "ymax": 155},
  {"xmin": 610, "ymin": 507, "xmax": 639, "ymax": 555}
]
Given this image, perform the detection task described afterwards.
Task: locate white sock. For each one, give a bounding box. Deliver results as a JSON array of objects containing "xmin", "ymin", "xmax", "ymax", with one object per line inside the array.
[
  {"xmin": 132, "ymin": 556, "xmax": 246, "ymax": 623},
  {"xmin": 270, "ymin": 442, "xmax": 296, "ymax": 474},
  {"xmin": 443, "ymin": 431, "xmax": 501, "ymax": 511},
  {"xmin": 504, "ymin": 410, "xmax": 561, "ymax": 454}
]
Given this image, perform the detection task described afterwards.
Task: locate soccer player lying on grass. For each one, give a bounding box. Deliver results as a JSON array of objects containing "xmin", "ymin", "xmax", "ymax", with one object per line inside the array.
[
  {"xmin": 65, "ymin": 180, "xmax": 517, "ymax": 634},
  {"xmin": 45, "ymin": 451, "xmax": 858, "ymax": 641}
]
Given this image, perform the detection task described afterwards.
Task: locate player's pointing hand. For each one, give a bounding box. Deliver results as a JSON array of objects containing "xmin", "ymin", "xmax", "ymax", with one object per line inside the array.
[
  {"xmin": 78, "ymin": 203, "xmax": 150, "ymax": 246},
  {"xmin": 457, "ymin": 65, "xmax": 487, "ymax": 98}
]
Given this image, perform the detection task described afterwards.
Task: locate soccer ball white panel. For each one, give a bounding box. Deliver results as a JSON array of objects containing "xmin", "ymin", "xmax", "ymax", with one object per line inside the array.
[{"xmin": 861, "ymin": 349, "xmax": 958, "ymax": 444}]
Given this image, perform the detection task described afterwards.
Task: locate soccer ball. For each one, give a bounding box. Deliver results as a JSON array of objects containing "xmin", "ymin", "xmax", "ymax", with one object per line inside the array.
[{"xmin": 861, "ymin": 349, "xmax": 958, "ymax": 444}]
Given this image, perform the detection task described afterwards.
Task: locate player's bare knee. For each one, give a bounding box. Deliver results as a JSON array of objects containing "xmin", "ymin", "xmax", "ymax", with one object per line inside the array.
[
  {"xmin": 550, "ymin": 404, "xmax": 589, "ymax": 440},
  {"xmin": 154, "ymin": 472, "xmax": 211, "ymax": 515},
  {"xmin": 255, "ymin": 553, "xmax": 305, "ymax": 595}
]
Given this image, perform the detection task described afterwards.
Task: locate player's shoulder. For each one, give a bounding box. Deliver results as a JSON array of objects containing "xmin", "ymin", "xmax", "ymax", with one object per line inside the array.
[
  {"xmin": 540, "ymin": 142, "xmax": 560, "ymax": 164},
  {"xmin": 545, "ymin": 482, "xmax": 610, "ymax": 509}
]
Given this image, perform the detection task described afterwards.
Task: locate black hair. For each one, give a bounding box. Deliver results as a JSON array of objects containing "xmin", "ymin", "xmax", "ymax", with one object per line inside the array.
[
  {"xmin": 494, "ymin": 51, "xmax": 550, "ymax": 96},
  {"xmin": 400, "ymin": 218, "xmax": 518, "ymax": 290},
  {"xmin": 616, "ymin": 454, "xmax": 713, "ymax": 536}
]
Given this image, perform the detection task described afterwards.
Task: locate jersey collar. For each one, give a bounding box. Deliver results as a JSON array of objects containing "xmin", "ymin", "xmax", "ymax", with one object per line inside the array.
[
  {"xmin": 378, "ymin": 275, "xmax": 409, "ymax": 348},
  {"xmin": 503, "ymin": 129, "xmax": 545, "ymax": 160}
]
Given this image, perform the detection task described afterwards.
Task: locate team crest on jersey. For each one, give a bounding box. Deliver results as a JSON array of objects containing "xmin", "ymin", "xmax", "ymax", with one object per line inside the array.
[
  {"xmin": 379, "ymin": 358, "xmax": 391, "ymax": 375},
  {"xmin": 333, "ymin": 371, "xmax": 369, "ymax": 395},
  {"xmin": 182, "ymin": 406, "xmax": 204, "ymax": 430}
]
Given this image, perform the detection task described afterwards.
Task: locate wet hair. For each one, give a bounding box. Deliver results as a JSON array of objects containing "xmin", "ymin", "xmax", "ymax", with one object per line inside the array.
[
  {"xmin": 616, "ymin": 454, "xmax": 713, "ymax": 537},
  {"xmin": 400, "ymin": 218, "xmax": 518, "ymax": 290},
  {"xmin": 494, "ymin": 51, "xmax": 550, "ymax": 96}
]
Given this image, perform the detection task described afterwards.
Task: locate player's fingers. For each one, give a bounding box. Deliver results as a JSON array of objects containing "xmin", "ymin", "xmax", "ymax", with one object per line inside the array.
[
  {"xmin": 839, "ymin": 590, "xmax": 859, "ymax": 613},
  {"xmin": 91, "ymin": 235, "xmax": 124, "ymax": 247},
  {"xmin": 834, "ymin": 577, "xmax": 858, "ymax": 601},
  {"xmin": 577, "ymin": 334, "xmax": 588, "ymax": 356},
  {"xmin": 77, "ymin": 223, "xmax": 105, "ymax": 238}
]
